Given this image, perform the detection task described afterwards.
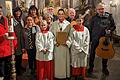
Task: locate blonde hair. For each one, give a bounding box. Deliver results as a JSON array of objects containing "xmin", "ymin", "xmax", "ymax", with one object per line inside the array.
[
  {"xmin": 41, "ymin": 20, "xmax": 47, "ymax": 26},
  {"xmin": 96, "ymin": 2, "xmax": 105, "ymax": 9}
]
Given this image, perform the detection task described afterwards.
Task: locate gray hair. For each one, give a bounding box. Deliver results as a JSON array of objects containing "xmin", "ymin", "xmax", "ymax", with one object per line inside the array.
[{"xmin": 43, "ymin": 13, "xmax": 53, "ymax": 19}]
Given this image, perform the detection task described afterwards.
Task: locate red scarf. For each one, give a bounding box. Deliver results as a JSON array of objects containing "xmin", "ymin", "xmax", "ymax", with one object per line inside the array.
[
  {"xmin": 40, "ymin": 28, "xmax": 48, "ymax": 33},
  {"xmin": 73, "ymin": 24, "xmax": 84, "ymax": 32}
]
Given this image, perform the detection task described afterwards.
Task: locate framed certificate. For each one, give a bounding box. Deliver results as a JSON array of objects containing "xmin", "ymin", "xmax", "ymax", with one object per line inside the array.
[{"xmin": 56, "ymin": 32, "xmax": 68, "ymax": 44}]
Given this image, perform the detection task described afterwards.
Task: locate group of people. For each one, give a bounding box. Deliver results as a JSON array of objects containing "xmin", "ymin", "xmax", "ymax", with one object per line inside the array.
[{"xmin": 0, "ymin": 2, "xmax": 116, "ymax": 80}]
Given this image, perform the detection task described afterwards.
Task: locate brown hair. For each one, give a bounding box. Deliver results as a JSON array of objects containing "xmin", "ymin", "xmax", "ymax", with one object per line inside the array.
[{"xmin": 28, "ymin": 5, "xmax": 39, "ymax": 16}]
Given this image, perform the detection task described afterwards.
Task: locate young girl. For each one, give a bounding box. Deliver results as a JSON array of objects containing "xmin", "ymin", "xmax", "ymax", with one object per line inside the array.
[
  {"xmin": 23, "ymin": 16, "xmax": 39, "ymax": 74},
  {"xmin": 66, "ymin": 17, "xmax": 90, "ymax": 80},
  {"xmin": 35, "ymin": 20, "xmax": 54, "ymax": 80}
]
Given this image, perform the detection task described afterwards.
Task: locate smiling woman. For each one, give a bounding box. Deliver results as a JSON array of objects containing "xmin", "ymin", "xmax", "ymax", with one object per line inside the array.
[{"xmin": 28, "ymin": 5, "xmax": 39, "ymax": 25}]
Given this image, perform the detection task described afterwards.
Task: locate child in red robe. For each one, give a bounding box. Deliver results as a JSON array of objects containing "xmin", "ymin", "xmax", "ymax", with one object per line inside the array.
[
  {"xmin": 35, "ymin": 20, "xmax": 54, "ymax": 80},
  {"xmin": 66, "ymin": 18, "xmax": 90, "ymax": 80}
]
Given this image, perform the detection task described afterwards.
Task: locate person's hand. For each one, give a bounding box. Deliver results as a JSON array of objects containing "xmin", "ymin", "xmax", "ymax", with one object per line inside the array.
[
  {"xmin": 56, "ymin": 43, "xmax": 60, "ymax": 47},
  {"xmin": 41, "ymin": 49, "xmax": 47, "ymax": 54},
  {"xmin": 3, "ymin": 33, "xmax": 8, "ymax": 39},
  {"xmin": 22, "ymin": 49, "xmax": 26, "ymax": 53},
  {"xmin": 44, "ymin": 49, "xmax": 48, "ymax": 52},
  {"xmin": 105, "ymin": 30, "xmax": 111, "ymax": 35},
  {"xmin": 41, "ymin": 49, "xmax": 44, "ymax": 52},
  {"xmin": 63, "ymin": 44, "xmax": 68, "ymax": 47}
]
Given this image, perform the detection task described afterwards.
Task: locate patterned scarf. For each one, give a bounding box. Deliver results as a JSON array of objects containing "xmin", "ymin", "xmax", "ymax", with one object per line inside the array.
[{"xmin": 27, "ymin": 28, "xmax": 33, "ymax": 49}]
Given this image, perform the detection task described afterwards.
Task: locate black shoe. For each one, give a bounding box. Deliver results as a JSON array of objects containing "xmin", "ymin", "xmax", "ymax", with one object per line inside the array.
[{"xmin": 102, "ymin": 68, "xmax": 109, "ymax": 76}]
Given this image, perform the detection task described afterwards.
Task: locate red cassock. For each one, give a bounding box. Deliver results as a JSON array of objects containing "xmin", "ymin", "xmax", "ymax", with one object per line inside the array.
[
  {"xmin": 36, "ymin": 60, "xmax": 54, "ymax": 80},
  {"xmin": 71, "ymin": 67, "xmax": 86, "ymax": 77},
  {"xmin": 36, "ymin": 30, "xmax": 54, "ymax": 80},
  {"xmin": 0, "ymin": 16, "xmax": 17, "ymax": 58}
]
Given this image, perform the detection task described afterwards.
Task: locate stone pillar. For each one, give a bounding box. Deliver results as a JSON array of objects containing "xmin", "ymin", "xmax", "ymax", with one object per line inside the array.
[
  {"xmin": 72, "ymin": 0, "xmax": 80, "ymax": 9},
  {"xmin": 25, "ymin": 0, "xmax": 35, "ymax": 9},
  {"xmin": 62, "ymin": 0, "xmax": 68, "ymax": 8},
  {"xmin": 38, "ymin": 0, "xmax": 45, "ymax": 9},
  {"xmin": 68, "ymin": 0, "xmax": 70, "ymax": 8},
  {"xmin": 34, "ymin": 0, "xmax": 38, "ymax": 8}
]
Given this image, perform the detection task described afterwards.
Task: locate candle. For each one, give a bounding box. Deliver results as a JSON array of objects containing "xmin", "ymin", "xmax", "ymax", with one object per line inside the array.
[{"xmin": 5, "ymin": 1, "xmax": 14, "ymax": 33}]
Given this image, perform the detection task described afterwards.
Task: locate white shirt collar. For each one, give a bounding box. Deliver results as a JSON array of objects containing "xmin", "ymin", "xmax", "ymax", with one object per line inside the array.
[{"xmin": 57, "ymin": 19, "xmax": 70, "ymax": 31}]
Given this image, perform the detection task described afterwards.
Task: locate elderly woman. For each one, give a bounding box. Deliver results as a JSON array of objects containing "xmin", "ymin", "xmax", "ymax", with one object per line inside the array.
[
  {"xmin": 66, "ymin": 8, "xmax": 76, "ymax": 23},
  {"xmin": 47, "ymin": 6, "xmax": 58, "ymax": 21},
  {"xmin": 43, "ymin": 13, "xmax": 53, "ymax": 30}
]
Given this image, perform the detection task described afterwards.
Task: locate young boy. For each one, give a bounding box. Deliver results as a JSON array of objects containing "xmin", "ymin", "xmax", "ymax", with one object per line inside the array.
[
  {"xmin": 35, "ymin": 20, "xmax": 54, "ymax": 80},
  {"xmin": 66, "ymin": 17, "xmax": 90, "ymax": 80}
]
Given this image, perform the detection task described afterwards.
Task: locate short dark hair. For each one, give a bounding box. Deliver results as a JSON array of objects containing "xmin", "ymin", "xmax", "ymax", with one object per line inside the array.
[
  {"xmin": 13, "ymin": 6, "xmax": 22, "ymax": 18},
  {"xmin": 57, "ymin": 9, "xmax": 65, "ymax": 14},
  {"xmin": 28, "ymin": 5, "xmax": 38, "ymax": 16}
]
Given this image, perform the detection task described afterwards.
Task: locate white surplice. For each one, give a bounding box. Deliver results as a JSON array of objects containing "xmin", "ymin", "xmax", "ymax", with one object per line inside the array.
[
  {"xmin": 66, "ymin": 27, "xmax": 90, "ymax": 67},
  {"xmin": 35, "ymin": 31, "xmax": 54, "ymax": 61}
]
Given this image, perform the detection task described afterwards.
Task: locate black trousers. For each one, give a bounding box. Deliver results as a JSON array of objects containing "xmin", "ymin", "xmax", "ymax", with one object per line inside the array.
[
  {"xmin": 89, "ymin": 39, "xmax": 108, "ymax": 69},
  {"xmin": 15, "ymin": 54, "xmax": 22, "ymax": 74},
  {"xmin": 26, "ymin": 48, "xmax": 36, "ymax": 73},
  {"xmin": 0, "ymin": 55, "xmax": 12, "ymax": 80}
]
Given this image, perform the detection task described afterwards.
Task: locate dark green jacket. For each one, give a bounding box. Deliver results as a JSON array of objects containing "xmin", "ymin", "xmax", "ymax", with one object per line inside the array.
[{"xmin": 13, "ymin": 18, "xmax": 24, "ymax": 55}]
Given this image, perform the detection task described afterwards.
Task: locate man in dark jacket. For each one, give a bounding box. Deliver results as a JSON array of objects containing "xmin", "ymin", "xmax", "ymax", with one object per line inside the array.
[{"xmin": 88, "ymin": 3, "xmax": 116, "ymax": 76}]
